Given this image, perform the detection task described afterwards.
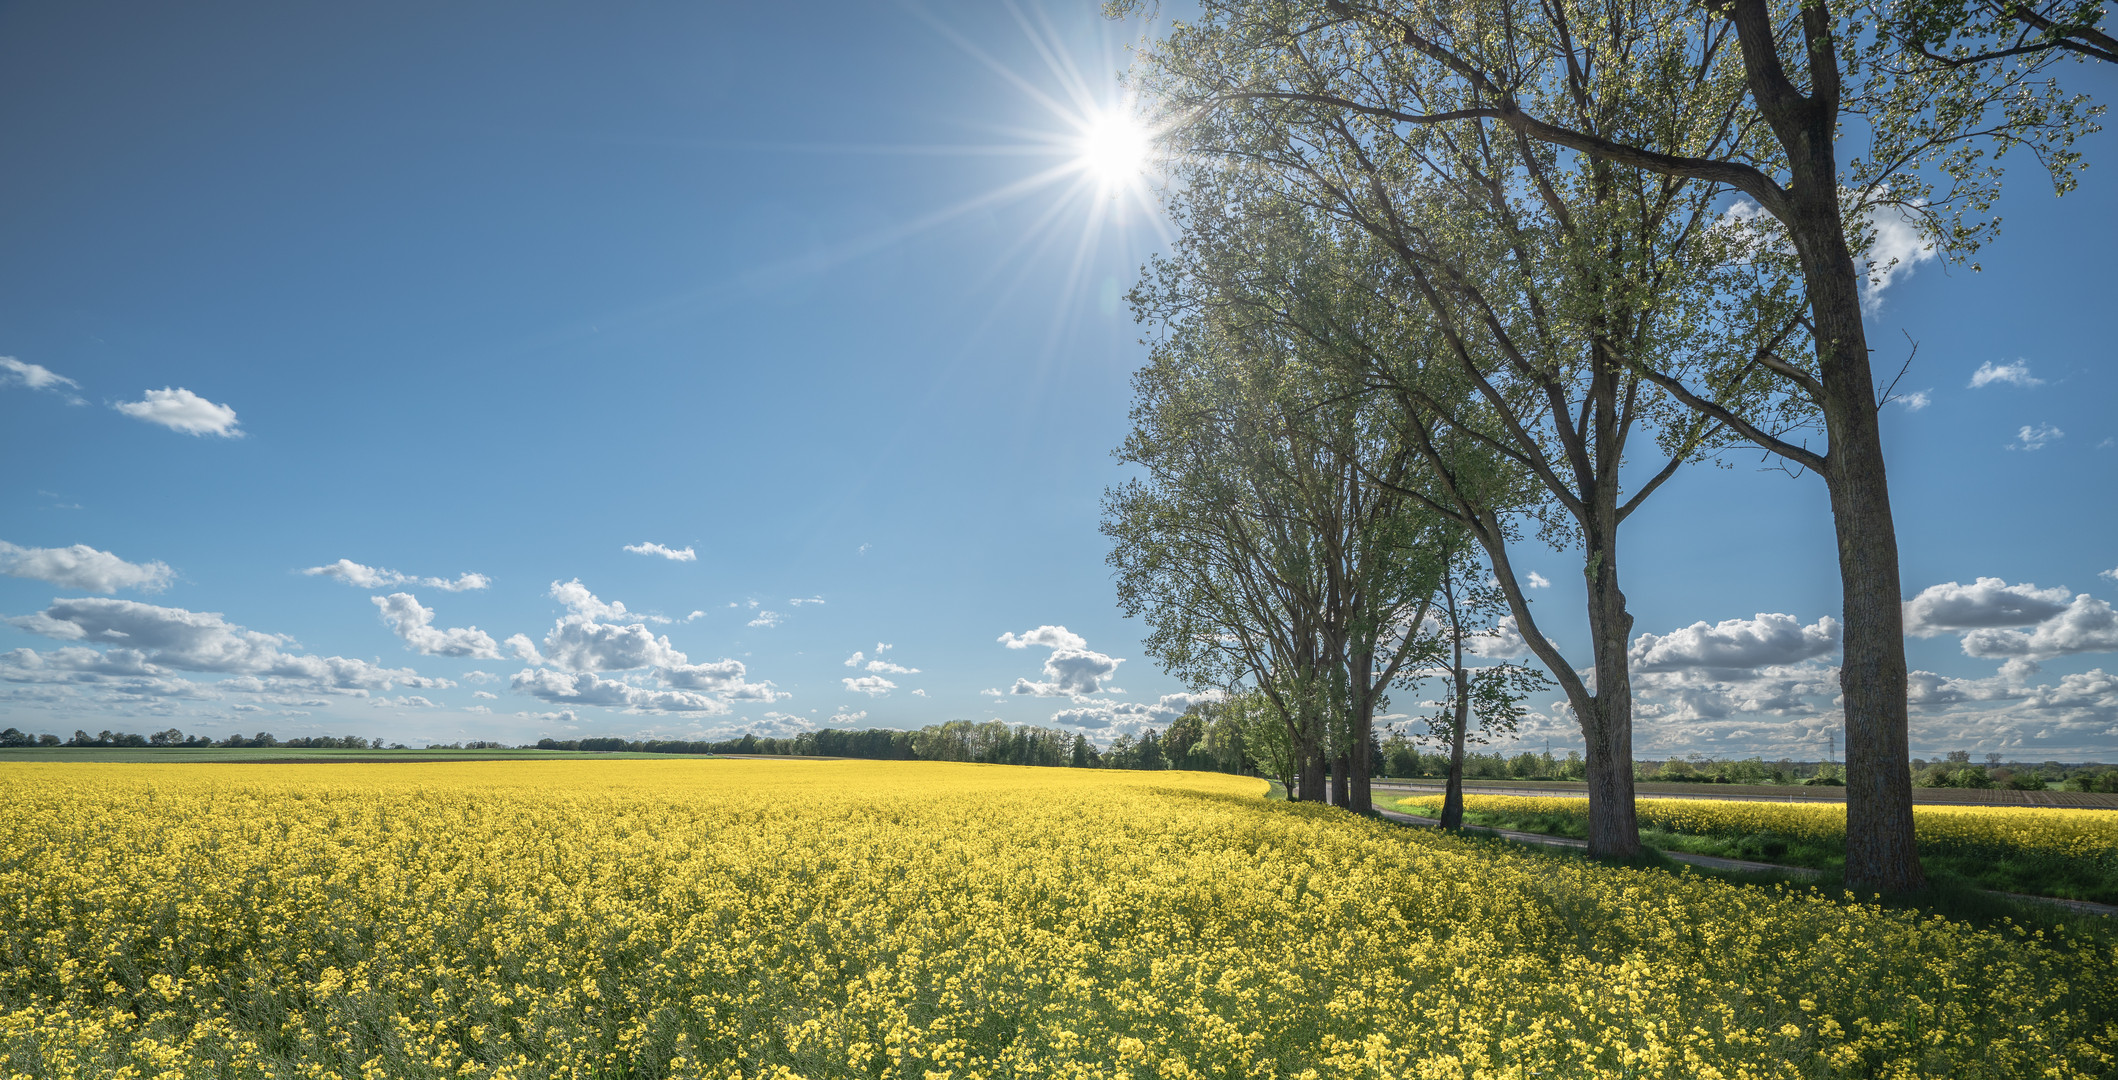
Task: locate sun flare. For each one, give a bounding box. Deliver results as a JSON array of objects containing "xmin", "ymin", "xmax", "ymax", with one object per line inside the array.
[{"xmin": 1076, "ymin": 107, "xmax": 1151, "ymax": 191}]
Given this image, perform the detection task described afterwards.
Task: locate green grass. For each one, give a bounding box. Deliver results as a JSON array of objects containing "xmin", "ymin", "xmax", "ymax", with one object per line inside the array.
[
  {"xmin": 0, "ymin": 747, "xmax": 707, "ymax": 763},
  {"xmin": 1381, "ymin": 796, "xmax": 2118, "ymax": 908}
]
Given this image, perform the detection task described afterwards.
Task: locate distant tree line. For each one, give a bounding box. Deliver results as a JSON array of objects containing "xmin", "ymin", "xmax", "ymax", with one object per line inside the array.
[
  {"xmin": 11, "ymin": 723, "xmax": 2112, "ymax": 792},
  {"xmin": 0, "ymin": 727, "xmax": 409, "ymax": 749}
]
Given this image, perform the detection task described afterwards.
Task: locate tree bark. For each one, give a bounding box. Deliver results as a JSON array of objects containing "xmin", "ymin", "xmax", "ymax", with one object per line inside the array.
[
  {"xmin": 1441, "ymin": 663, "xmax": 1470, "ymax": 830},
  {"xmin": 1794, "ymin": 198, "xmax": 1927, "ymax": 893},
  {"xmin": 1580, "ymin": 528, "xmax": 1643, "ymax": 857}
]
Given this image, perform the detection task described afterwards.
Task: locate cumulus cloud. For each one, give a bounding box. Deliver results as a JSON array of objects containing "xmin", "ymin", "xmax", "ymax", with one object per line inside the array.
[
  {"xmin": 1, "ymin": 356, "xmax": 81, "ymax": 398},
  {"xmin": 1969, "ymin": 360, "xmax": 2043, "ymax": 389},
  {"xmin": 1468, "ymin": 615, "xmax": 1533, "ymax": 660},
  {"xmin": 1894, "ymin": 389, "xmax": 1933, "ymax": 411},
  {"xmin": 623, "ymin": 542, "xmax": 696, "ymax": 561},
  {"xmin": 2103, "ymin": 568, "xmax": 2118, "ymax": 583},
  {"xmin": 748, "ymin": 611, "xmax": 782, "ymax": 629},
  {"xmin": 2, "ymin": 597, "xmax": 447, "ymax": 696},
  {"xmin": 2009, "ymin": 423, "xmax": 2063, "ymax": 451},
  {"xmin": 999, "ymin": 625, "xmax": 1089, "ymax": 651},
  {"xmin": 371, "ymin": 592, "xmax": 500, "ymax": 659},
  {"xmin": 1961, "ymin": 594, "xmax": 2118, "ymax": 660},
  {"xmin": 472, "ymin": 690, "xmax": 498, "ymax": 700},
  {"xmin": 303, "ymin": 559, "xmax": 489, "ymax": 592},
  {"xmin": 505, "ymin": 580, "xmax": 784, "ymax": 713},
  {"xmin": 1630, "ymin": 613, "xmax": 1840, "ymax": 672},
  {"xmin": 1524, "ymin": 572, "xmax": 1551, "ymax": 589},
  {"xmin": 511, "ymin": 668, "xmax": 731, "ymax": 714},
  {"xmin": 829, "ymin": 708, "xmax": 869, "ymax": 724},
  {"xmin": 1049, "ymin": 691, "xmax": 1221, "ymax": 736},
  {"xmin": 1858, "ymin": 200, "xmax": 1936, "ymax": 309},
  {"xmin": 999, "ymin": 625, "xmax": 1123, "ymax": 697},
  {"xmin": 1903, "ymin": 578, "xmax": 2072, "ymax": 636},
  {"xmin": 911, "ymin": 689, "xmax": 927, "ymax": 697},
  {"xmin": 843, "ymin": 675, "xmax": 896, "ymax": 697},
  {"xmin": 0, "ymin": 541, "xmax": 173, "ymax": 593},
  {"xmin": 113, "ymin": 387, "xmax": 241, "ymax": 437}
]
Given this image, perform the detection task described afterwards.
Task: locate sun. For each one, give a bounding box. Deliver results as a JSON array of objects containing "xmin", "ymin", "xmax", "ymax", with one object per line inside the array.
[{"xmin": 1075, "ymin": 107, "xmax": 1151, "ymax": 192}]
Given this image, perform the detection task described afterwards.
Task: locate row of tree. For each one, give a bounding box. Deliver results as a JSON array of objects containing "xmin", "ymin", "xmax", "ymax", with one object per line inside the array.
[
  {"xmin": 1102, "ymin": 0, "xmax": 2107, "ymax": 890},
  {"xmin": 0, "ymin": 728, "xmax": 403, "ymax": 749}
]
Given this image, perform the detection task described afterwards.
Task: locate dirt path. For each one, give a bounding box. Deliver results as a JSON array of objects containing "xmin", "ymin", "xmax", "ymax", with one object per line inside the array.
[
  {"xmin": 1374, "ymin": 806, "xmax": 2118, "ymax": 917},
  {"xmin": 1373, "ymin": 779, "xmax": 2118, "ymax": 809}
]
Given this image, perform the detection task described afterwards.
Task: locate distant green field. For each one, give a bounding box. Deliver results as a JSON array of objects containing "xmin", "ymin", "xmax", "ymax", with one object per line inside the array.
[{"xmin": 0, "ymin": 747, "xmax": 706, "ymax": 763}]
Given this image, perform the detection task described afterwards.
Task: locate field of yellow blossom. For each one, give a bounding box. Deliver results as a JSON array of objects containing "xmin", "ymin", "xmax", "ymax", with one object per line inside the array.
[
  {"xmin": 1389, "ymin": 792, "xmax": 2118, "ymax": 903},
  {"xmin": 3, "ymin": 760, "xmax": 2115, "ymax": 1080}
]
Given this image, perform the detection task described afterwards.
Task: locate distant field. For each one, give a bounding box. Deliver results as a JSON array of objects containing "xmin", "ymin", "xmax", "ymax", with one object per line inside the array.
[
  {"xmin": 1375, "ymin": 777, "xmax": 2118, "ymax": 809},
  {"xmin": 0, "ymin": 747, "xmax": 697, "ymax": 763}
]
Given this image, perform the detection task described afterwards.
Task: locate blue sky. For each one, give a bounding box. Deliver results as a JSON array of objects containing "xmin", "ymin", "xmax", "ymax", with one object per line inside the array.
[{"xmin": 2, "ymin": 1, "xmax": 2114, "ymax": 759}]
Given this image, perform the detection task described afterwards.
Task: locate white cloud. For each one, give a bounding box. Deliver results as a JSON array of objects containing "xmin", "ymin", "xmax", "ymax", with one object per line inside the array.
[
  {"xmin": 686, "ymin": 610, "xmax": 705, "ymax": 621},
  {"xmin": 1524, "ymin": 572, "xmax": 1551, "ymax": 589},
  {"xmin": 999, "ymin": 624, "xmax": 1123, "ymax": 697},
  {"xmin": 829, "ymin": 708, "xmax": 869, "ymax": 724},
  {"xmin": 1468, "ymin": 615, "xmax": 1533, "ymax": 659},
  {"xmin": 551, "ymin": 578, "xmax": 630, "ymax": 621},
  {"xmin": 472, "ymin": 690, "xmax": 498, "ymax": 700},
  {"xmin": 371, "ymin": 592, "xmax": 500, "ymax": 659},
  {"xmin": 843, "ymin": 675, "xmax": 896, "ymax": 697},
  {"xmin": 865, "ymin": 659, "xmax": 920, "ymax": 674},
  {"xmin": 748, "ymin": 610, "xmax": 782, "ymax": 628},
  {"xmin": 2, "ymin": 597, "xmax": 447, "ymax": 695},
  {"xmin": 1903, "ymin": 578, "xmax": 2073, "ymax": 636},
  {"xmin": 788, "ymin": 596, "xmax": 825, "ymax": 606},
  {"xmin": 1969, "ymin": 360, "xmax": 2044, "ymax": 389},
  {"xmin": 504, "ymin": 580, "xmax": 783, "ymax": 712},
  {"xmin": 999, "ymin": 625, "xmax": 1088, "ymax": 651},
  {"xmin": 980, "ymin": 688, "xmax": 1003, "ymax": 698},
  {"xmin": 911, "ymin": 688, "xmax": 928, "ymax": 697},
  {"xmin": 113, "ymin": 387, "xmax": 241, "ymax": 437},
  {"xmin": 511, "ymin": 668, "xmax": 732, "ymax": 714},
  {"xmin": 1858, "ymin": 199, "xmax": 1937, "ymax": 310},
  {"xmin": 371, "ymin": 695, "xmax": 439, "ymax": 709},
  {"xmin": 2102, "ymin": 568, "xmax": 2118, "ymax": 583},
  {"xmin": 1893, "ymin": 389, "xmax": 1932, "ymax": 411},
  {"xmin": 0, "ymin": 541, "xmax": 173, "ymax": 593},
  {"xmin": 1961, "ymin": 594, "xmax": 2118, "ymax": 660},
  {"xmin": 1630, "ymin": 613, "xmax": 1840, "ymax": 672},
  {"xmin": 2008, "ymin": 423, "xmax": 2062, "ymax": 451},
  {"xmin": 303, "ymin": 559, "xmax": 489, "ymax": 592},
  {"xmin": 1049, "ymin": 691, "xmax": 1219, "ymax": 736},
  {"xmin": 843, "ymin": 651, "xmax": 866, "ymax": 667},
  {"xmin": 623, "ymin": 542, "xmax": 696, "ymax": 561},
  {"xmin": 1, "ymin": 356, "xmax": 81, "ymax": 397},
  {"xmin": 463, "ymin": 670, "xmax": 498, "ymax": 683}
]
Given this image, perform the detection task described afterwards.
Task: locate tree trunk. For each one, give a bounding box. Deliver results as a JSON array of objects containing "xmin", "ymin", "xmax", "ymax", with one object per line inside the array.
[
  {"xmin": 1581, "ymin": 531, "xmax": 1643, "ymax": 858},
  {"xmin": 1349, "ymin": 671, "xmax": 1376, "ymax": 816},
  {"xmin": 1441, "ymin": 667, "xmax": 1469, "ymax": 830},
  {"xmin": 1798, "ymin": 200, "xmax": 1926, "ymax": 893},
  {"xmin": 1298, "ymin": 721, "xmax": 1328, "ymax": 802},
  {"xmin": 1331, "ymin": 752, "xmax": 1351, "ymax": 807}
]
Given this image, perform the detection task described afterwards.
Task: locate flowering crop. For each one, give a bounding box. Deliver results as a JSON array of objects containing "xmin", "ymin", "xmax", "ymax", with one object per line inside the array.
[
  {"xmin": 2, "ymin": 761, "xmax": 2114, "ymax": 1079},
  {"xmin": 1394, "ymin": 792, "xmax": 2118, "ymax": 871}
]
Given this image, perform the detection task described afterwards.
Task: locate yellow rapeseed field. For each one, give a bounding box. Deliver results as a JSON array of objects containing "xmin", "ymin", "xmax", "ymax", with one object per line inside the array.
[
  {"xmin": 2, "ymin": 760, "xmax": 2114, "ymax": 1080},
  {"xmin": 1393, "ymin": 793, "xmax": 2118, "ymax": 865}
]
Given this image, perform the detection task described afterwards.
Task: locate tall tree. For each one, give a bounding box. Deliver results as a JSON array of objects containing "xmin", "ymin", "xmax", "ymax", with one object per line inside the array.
[
  {"xmin": 1121, "ymin": 0, "xmax": 2099, "ymax": 890},
  {"xmin": 1106, "ymin": 281, "xmax": 1447, "ymax": 808},
  {"xmin": 1122, "ymin": 84, "xmax": 1751, "ymax": 852}
]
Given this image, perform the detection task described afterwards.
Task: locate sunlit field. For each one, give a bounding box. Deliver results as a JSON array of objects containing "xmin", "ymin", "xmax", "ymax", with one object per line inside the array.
[
  {"xmin": 1390, "ymin": 792, "xmax": 2118, "ymax": 904},
  {"xmin": 3, "ymin": 761, "xmax": 2115, "ymax": 1079}
]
